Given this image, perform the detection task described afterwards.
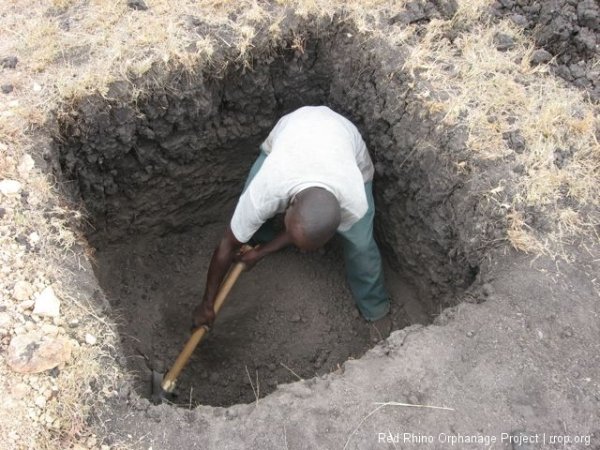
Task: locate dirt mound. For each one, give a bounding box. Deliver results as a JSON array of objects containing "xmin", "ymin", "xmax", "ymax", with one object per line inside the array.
[{"xmin": 492, "ymin": 0, "xmax": 600, "ymax": 100}]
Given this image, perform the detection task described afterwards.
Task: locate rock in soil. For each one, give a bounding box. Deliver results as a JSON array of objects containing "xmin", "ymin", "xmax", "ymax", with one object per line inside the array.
[
  {"xmin": 17, "ymin": 154, "xmax": 35, "ymax": 178},
  {"xmin": 494, "ymin": 33, "xmax": 516, "ymax": 51},
  {"xmin": 13, "ymin": 280, "xmax": 34, "ymax": 301},
  {"xmin": 0, "ymin": 312, "xmax": 12, "ymax": 329},
  {"xmin": 127, "ymin": 0, "xmax": 148, "ymax": 10},
  {"xmin": 7, "ymin": 331, "xmax": 72, "ymax": 373},
  {"xmin": 18, "ymin": 299, "xmax": 35, "ymax": 311},
  {"xmin": 0, "ymin": 179, "xmax": 22, "ymax": 197},
  {"xmin": 531, "ymin": 49, "xmax": 552, "ymax": 65},
  {"xmin": 11, "ymin": 383, "xmax": 30, "ymax": 399},
  {"xmin": 85, "ymin": 333, "xmax": 97, "ymax": 345},
  {"xmin": 1, "ymin": 84, "xmax": 13, "ymax": 94},
  {"xmin": 33, "ymin": 286, "xmax": 61, "ymax": 317},
  {"xmin": 0, "ymin": 56, "xmax": 18, "ymax": 69},
  {"xmin": 482, "ymin": 283, "xmax": 495, "ymax": 297}
]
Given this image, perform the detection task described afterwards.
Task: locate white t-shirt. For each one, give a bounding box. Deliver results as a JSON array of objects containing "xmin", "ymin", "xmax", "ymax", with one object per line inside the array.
[{"xmin": 230, "ymin": 106, "xmax": 374, "ymax": 243}]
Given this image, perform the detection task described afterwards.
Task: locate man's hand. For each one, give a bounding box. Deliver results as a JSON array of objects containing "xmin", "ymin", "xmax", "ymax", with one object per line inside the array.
[
  {"xmin": 236, "ymin": 245, "xmax": 263, "ymax": 270},
  {"xmin": 192, "ymin": 302, "xmax": 216, "ymax": 331},
  {"xmin": 193, "ymin": 226, "xmax": 243, "ymax": 331}
]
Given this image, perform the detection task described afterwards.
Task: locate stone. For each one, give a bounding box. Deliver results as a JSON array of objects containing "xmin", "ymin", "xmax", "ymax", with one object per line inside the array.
[
  {"xmin": 17, "ymin": 154, "xmax": 35, "ymax": 178},
  {"xmin": 0, "ymin": 179, "xmax": 22, "ymax": 197},
  {"xmin": 467, "ymin": 330, "xmax": 475, "ymax": 338},
  {"xmin": 0, "ymin": 312, "xmax": 12, "ymax": 329},
  {"xmin": 503, "ymin": 130, "xmax": 526, "ymax": 153},
  {"xmin": 290, "ymin": 314, "xmax": 301, "ymax": 323},
  {"xmin": 7, "ymin": 331, "xmax": 72, "ymax": 373},
  {"xmin": 578, "ymin": 0, "xmax": 600, "ymax": 30},
  {"xmin": 561, "ymin": 327, "xmax": 574, "ymax": 338},
  {"xmin": 41, "ymin": 324, "xmax": 59, "ymax": 337},
  {"xmin": 0, "ymin": 56, "xmax": 18, "ymax": 69},
  {"xmin": 12, "ymin": 383, "xmax": 30, "ymax": 399},
  {"xmin": 555, "ymin": 65, "xmax": 574, "ymax": 81},
  {"xmin": 531, "ymin": 49, "xmax": 552, "ymax": 65},
  {"xmin": 33, "ymin": 286, "xmax": 60, "ymax": 317},
  {"xmin": 570, "ymin": 64, "xmax": 586, "ymax": 80},
  {"xmin": 482, "ymin": 283, "xmax": 495, "ymax": 297},
  {"xmin": 13, "ymin": 280, "xmax": 34, "ymax": 301},
  {"xmin": 510, "ymin": 14, "xmax": 528, "ymax": 26},
  {"xmin": 127, "ymin": 0, "xmax": 148, "ymax": 10},
  {"xmin": 494, "ymin": 33, "xmax": 516, "ymax": 51},
  {"xmin": 18, "ymin": 300, "xmax": 35, "ymax": 311},
  {"xmin": 34, "ymin": 395, "xmax": 47, "ymax": 408},
  {"xmin": 1, "ymin": 84, "xmax": 13, "ymax": 94},
  {"xmin": 85, "ymin": 333, "xmax": 97, "ymax": 345}
]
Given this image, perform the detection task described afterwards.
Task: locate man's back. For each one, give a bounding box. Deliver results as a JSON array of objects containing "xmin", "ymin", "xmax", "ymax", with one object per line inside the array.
[
  {"xmin": 231, "ymin": 106, "xmax": 373, "ymax": 243},
  {"xmin": 262, "ymin": 106, "xmax": 373, "ymax": 184}
]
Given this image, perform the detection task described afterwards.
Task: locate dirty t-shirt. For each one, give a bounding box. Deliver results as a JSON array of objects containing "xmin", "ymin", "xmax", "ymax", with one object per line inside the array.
[{"xmin": 230, "ymin": 106, "xmax": 374, "ymax": 243}]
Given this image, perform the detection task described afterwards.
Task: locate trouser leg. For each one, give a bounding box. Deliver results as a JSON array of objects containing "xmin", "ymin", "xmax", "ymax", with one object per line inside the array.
[
  {"xmin": 338, "ymin": 181, "xmax": 390, "ymax": 321},
  {"xmin": 241, "ymin": 150, "xmax": 276, "ymax": 244}
]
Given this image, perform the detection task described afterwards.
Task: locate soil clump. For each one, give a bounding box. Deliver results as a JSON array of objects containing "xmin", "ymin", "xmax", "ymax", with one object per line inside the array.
[{"xmin": 492, "ymin": 0, "xmax": 600, "ymax": 101}]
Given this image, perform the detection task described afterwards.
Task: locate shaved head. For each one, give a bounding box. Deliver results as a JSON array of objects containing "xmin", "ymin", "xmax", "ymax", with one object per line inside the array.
[{"xmin": 285, "ymin": 187, "xmax": 341, "ymax": 250}]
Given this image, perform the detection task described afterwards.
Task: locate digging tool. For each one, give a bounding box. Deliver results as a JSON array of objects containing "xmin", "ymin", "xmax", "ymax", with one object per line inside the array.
[{"xmin": 151, "ymin": 257, "xmax": 247, "ymax": 404}]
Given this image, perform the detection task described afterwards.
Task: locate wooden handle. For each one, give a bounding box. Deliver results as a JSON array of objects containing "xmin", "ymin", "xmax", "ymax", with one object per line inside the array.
[{"xmin": 161, "ymin": 260, "xmax": 246, "ymax": 392}]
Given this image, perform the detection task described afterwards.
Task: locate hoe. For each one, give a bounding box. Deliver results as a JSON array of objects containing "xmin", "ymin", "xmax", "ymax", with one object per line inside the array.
[{"xmin": 151, "ymin": 258, "xmax": 246, "ymax": 404}]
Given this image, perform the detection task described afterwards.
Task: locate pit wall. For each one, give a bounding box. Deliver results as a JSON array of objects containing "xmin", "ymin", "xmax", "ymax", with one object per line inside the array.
[
  {"xmin": 55, "ymin": 19, "xmax": 493, "ymax": 310},
  {"xmin": 57, "ymin": 35, "xmax": 332, "ymax": 245}
]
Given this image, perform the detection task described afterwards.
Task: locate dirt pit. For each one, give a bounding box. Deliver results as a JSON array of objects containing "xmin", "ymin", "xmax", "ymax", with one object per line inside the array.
[
  {"xmin": 54, "ymin": 19, "xmax": 490, "ymax": 408},
  {"xmin": 96, "ymin": 222, "xmax": 423, "ymax": 407}
]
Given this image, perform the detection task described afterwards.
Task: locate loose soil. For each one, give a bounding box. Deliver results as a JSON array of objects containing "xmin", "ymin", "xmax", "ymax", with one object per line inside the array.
[
  {"xmin": 97, "ymin": 247, "xmax": 600, "ymax": 450},
  {"xmin": 96, "ymin": 222, "xmax": 422, "ymax": 407}
]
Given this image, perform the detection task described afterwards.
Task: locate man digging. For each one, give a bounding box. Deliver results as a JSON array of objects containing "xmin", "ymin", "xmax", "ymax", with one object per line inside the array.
[{"xmin": 193, "ymin": 106, "xmax": 392, "ymax": 343}]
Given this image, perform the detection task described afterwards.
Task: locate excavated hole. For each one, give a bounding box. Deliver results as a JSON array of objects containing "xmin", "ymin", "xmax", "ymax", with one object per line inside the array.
[{"xmin": 55, "ymin": 27, "xmax": 479, "ymax": 407}]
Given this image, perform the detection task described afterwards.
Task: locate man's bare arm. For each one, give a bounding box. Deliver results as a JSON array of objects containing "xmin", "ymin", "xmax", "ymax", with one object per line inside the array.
[{"xmin": 193, "ymin": 225, "xmax": 243, "ymax": 329}]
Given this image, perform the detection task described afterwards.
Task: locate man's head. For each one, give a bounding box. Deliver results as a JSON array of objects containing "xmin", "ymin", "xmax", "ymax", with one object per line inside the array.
[{"xmin": 284, "ymin": 187, "xmax": 341, "ymax": 251}]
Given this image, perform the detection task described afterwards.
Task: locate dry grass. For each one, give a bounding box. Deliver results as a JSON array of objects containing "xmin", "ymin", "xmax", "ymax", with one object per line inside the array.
[
  {"xmin": 398, "ymin": 0, "xmax": 600, "ymax": 252},
  {"xmin": 0, "ymin": 0, "xmax": 599, "ymax": 448}
]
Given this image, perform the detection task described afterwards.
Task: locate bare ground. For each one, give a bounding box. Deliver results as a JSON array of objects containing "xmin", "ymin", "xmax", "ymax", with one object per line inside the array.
[
  {"xmin": 97, "ymin": 246, "xmax": 600, "ymax": 449},
  {"xmin": 95, "ymin": 222, "xmax": 420, "ymax": 408}
]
